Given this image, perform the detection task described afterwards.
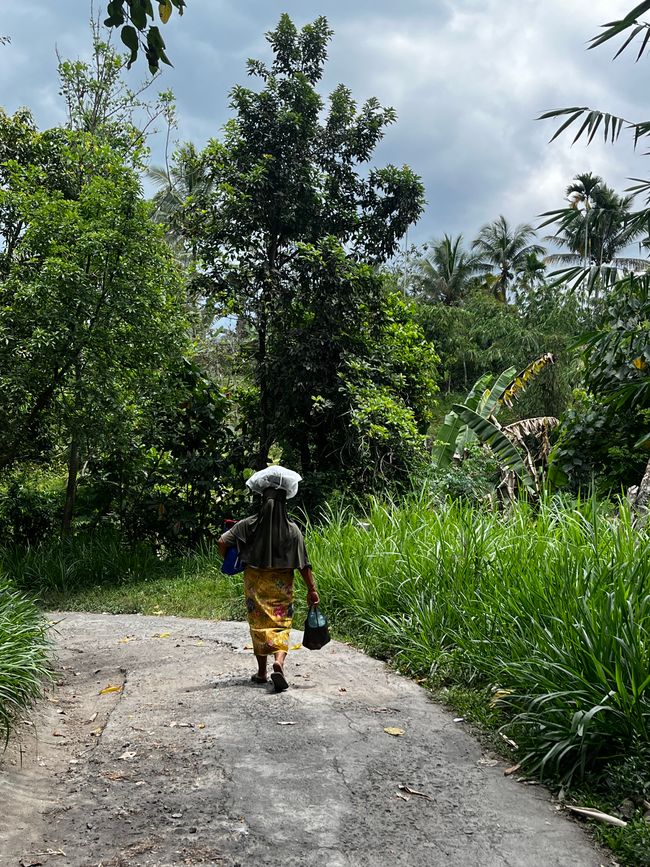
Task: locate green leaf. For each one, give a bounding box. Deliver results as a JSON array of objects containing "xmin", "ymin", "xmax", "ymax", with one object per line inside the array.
[
  {"xmin": 452, "ymin": 404, "xmax": 536, "ymax": 491},
  {"xmin": 431, "ymin": 373, "xmax": 492, "ymax": 468},
  {"xmin": 120, "ymin": 25, "xmax": 139, "ymax": 68},
  {"xmin": 129, "ymin": 0, "xmax": 148, "ymax": 30}
]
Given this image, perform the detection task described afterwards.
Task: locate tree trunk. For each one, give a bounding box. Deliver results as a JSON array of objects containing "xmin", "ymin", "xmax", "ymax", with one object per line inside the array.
[{"xmin": 61, "ymin": 433, "xmax": 80, "ymax": 536}]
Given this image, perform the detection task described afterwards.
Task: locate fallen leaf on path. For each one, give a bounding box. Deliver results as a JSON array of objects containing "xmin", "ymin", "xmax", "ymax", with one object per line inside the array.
[
  {"xmin": 191, "ymin": 641, "xmax": 205, "ymax": 646},
  {"xmin": 119, "ymin": 750, "xmax": 137, "ymax": 761},
  {"xmin": 499, "ymin": 733, "xmax": 519, "ymax": 750},
  {"xmin": 477, "ymin": 758, "xmax": 499, "ymax": 767},
  {"xmin": 338, "ymin": 687, "xmax": 347, "ymax": 693},
  {"xmin": 504, "ymin": 763, "xmax": 522, "ymax": 777},
  {"xmin": 85, "ymin": 713, "xmax": 98, "ymax": 724},
  {"xmin": 395, "ymin": 792, "xmax": 410, "ymax": 802},
  {"xmin": 103, "ymin": 770, "xmax": 127, "ymax": 781},
  {"xmin": 52, "ymin": 731, "xmax": 66, "ymax": 738},
  {"xmin": 99, "ymin": 685, "xmax": 123, "ymax": 695},
  {"xmin": 168, "ymin": 721, "xmax": 193, "ymax": 728},
  {"xmin": 291, "ymin": 644, "xmax": 302, "ymax": 651},
  {"xmin": 90, "ymin": 728, "xmax": 103, "ymax": 737},
  {"xmin": 197, "ymin": 723, "xmax": 206, "ymax": 729},
  {"xmin": 118, "ymin": 637, "xmax": 133, "ymax": 644},
  {"xmin": 398, "ymin": 784, "xmax": 432, "ymax": 801},
  {"xmin": 453, "ymin": 717, "xmax": 464, "ymax": 723},
  {"xmin": 367, "ymin": 707, "xmax": 398, "ymax": 714},
  {"xmin": 565, "ymin": 805, "xmax": 627, "ymax": 828},
  {"xmin": 277, "ymin": 721, "xmax": 297, "ymax": 726},
  {"xmin": 384, "ymin": 727, "xmax": 405, "ymax": 737},
  {"xmin": 490, "ymin": 688, "xmax": 513, "ymax": 707},
  {"xmin": 244, "ymin": 644, "xmax": 253, "ymax": 650},
  {"xmin": 152, "ymin": 632, "xmax": 171, "ymax": 639}
]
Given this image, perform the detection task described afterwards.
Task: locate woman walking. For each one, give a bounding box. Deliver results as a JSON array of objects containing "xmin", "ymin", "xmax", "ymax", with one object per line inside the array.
[{"xmin": 218, "ymin": 467, "xmax": 319, "ymax": 692}]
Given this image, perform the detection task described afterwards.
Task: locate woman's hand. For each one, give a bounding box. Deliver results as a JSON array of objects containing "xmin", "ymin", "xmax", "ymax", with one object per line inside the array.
[{"xmin": 307, "ymin": 588, "xmax": 320, "ymax": 606}]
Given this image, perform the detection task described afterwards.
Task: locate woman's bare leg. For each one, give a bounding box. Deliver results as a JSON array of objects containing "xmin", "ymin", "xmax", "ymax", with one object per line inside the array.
[
  {"xmin": 255, "ymin": 654, "xmax": 268, "ymax": 679},
  {"xmin": 273, "ymin": 650, "xmax": 287, "ymax": 671}
]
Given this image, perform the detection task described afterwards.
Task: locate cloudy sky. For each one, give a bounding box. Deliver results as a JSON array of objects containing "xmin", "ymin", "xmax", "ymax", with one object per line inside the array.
[{"xmin": 1, "ymin": 0, "xmax": 647, "ymax": 247}]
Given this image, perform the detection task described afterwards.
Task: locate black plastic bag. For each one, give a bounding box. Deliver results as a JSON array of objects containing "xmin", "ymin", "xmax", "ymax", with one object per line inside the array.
[{"xmin": 302, "ymin": 605, "xmax": 331, "ymax": 650}]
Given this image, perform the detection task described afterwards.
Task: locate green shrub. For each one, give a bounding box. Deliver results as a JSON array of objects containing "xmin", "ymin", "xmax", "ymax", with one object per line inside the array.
[{"xmin": 0, "ymin": 470, "xmax": 65, "ymax": 546}]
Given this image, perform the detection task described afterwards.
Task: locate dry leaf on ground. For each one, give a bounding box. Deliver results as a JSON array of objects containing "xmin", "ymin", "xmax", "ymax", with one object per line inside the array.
[
  {"xmin": 119, "ymin": 750, "xmax": 137, "ymax": 761},
  {"xmin": 384, "ymin": 727, "xmax": 405, "ymax": 737},
  {"xmin": 99, "ymin": 685, "xmax": 123, "ymax": 695},
  {"xmin": 398, "ymin": 784, "xmax": 432, "ymax": 801}
]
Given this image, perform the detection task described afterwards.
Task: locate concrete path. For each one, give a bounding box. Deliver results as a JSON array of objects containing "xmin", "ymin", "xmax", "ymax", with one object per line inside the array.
[{"xmin": 0, "ymin": 613, "xmax": 605, "ymax": 867}]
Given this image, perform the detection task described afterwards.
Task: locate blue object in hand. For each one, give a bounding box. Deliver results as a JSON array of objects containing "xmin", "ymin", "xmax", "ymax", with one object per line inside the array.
[{"xmin": 221, "ymin": 546, "xmax": 244, "ymax": 575}]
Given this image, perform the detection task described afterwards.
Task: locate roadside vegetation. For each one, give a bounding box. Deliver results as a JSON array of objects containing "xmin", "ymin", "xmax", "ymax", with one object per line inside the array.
[{"xmin": 2, "ymin": 4, "xmax": 650, "ymax": 864}]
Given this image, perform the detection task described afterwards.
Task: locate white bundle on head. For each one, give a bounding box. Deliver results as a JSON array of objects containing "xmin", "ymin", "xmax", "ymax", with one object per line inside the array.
[{"xmin": 245, "ymin": 465, "xmax": 302, "ymax": 500}]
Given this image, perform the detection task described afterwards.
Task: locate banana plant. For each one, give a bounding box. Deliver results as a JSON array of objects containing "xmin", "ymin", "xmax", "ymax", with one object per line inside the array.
[{"xmin": 432, "ymin": 354, "xmax": 557, "ymax": 493}]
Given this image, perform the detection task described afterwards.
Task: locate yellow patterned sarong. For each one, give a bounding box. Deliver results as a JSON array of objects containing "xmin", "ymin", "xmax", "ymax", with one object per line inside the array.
[{"xmin": 244, "ymin": 566, "xmax": 294, "ymax": 656}]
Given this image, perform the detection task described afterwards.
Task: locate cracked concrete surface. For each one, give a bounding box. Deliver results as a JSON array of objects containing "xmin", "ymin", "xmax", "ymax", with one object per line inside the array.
[{"xmin": 0, "ymin": 613, "xmax": 606, "ymax": 867}]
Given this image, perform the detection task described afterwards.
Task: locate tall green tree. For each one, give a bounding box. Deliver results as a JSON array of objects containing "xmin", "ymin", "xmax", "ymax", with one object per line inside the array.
[
  {"xmin": 266, "ymin": 242, "xmax": 438, "ymax": 491},
  {"xmin": 472, "ymin": 216, "xmax": 545, "ymax": 303},
  {"xmin": 179, "ymin": 15, "xmax": 425, "ymax": 469},
  {"xmin": 0, "ymin": 110, "xmax": 188, "ymax": 531}
]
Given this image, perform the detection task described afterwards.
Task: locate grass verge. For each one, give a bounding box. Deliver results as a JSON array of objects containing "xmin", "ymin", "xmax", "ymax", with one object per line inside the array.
[{"xmin": 0, "ymin": 579, "xmax": 50, "ymax": 741}]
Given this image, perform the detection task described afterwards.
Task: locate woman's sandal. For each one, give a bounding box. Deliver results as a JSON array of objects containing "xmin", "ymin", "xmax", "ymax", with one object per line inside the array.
[
  {"xmin": 270, "ymin": 663, "xmax": 288, "ymax": 693},
  {"xmin": 250, "ymin": 674, "xmax": 268, "ymax": 684}
]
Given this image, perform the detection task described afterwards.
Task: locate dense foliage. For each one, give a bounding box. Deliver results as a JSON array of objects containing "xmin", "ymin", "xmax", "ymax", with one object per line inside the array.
[{"xmin": 1, "ymin": 17, "xmax": 650, "ymax": 860}]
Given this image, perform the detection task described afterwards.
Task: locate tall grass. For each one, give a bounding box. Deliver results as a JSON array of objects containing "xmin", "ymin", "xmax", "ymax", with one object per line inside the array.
[
  {"xmin": 0, "ymin": 580, "xmax": 50, "ymax": 740},
  {"xmin": 309, "ymin": 494, "xmax": 650, "ymax": 783},
  {"xmin": 3, "ymin": 496, "xmax": 648, "ymax": 786}
]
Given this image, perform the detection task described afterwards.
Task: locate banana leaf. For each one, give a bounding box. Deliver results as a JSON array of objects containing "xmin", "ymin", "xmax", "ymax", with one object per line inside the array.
[
  {"xmin": 431, "ymin": 373, "xmax": 492, "ymax": 469},
  {"xmin": 499, "ymin": 354, "xmax": 556, "ymax": 409},
  {"xmin": 452, "ymin": 404, "xmax": 536, "ymax": 492},
  {"xmin": 475, "ymin": 366, "xmax": 516, "ymax": 419}
]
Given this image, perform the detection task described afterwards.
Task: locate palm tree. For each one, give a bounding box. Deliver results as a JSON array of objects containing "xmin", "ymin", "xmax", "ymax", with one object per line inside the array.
[
  {"xmin": 542, "ymin": 172, "xmax": 648, "ymax": 273},
  {"xmin": 414, "ymin": 234, "xmax": 481, "ymax": 305},
  {"xmin": 148, "ymin": 142, "xmax": 213, "ymax": 263},
  {"xmin": 471, "ymin": 216, "xmax": 545, "ymax": 303}
]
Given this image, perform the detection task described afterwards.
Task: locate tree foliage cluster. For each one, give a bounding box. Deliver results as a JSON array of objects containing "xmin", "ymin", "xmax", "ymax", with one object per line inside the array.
[
  {"xmin": 0, "ymin": 14, "xmax": 439, "ymax": 542},
  {"xmin": 1, "ymin": 7, "xmax": 649, "ymax": 549}
]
